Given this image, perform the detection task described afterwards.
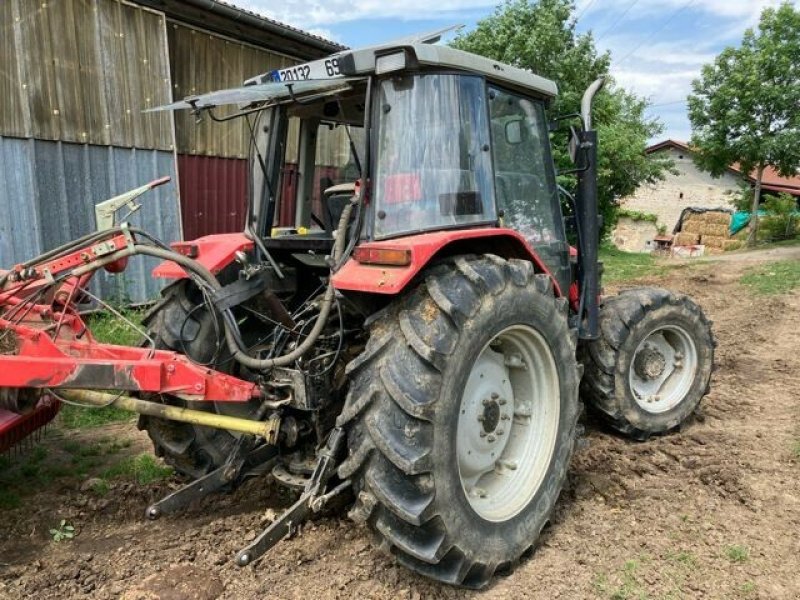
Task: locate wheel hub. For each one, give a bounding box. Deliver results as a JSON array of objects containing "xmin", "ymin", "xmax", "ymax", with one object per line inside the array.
[
  {"xmin": 456, "ymin": 326, "xmax": 561, "ymax": 522},
  {"xmin": 633, "ymin": 346, "xmax": 667, "ymax": 380},
  {"xmin": 480, "ymin": 396, "xmax": 502, "ymax": 434},
  {"xmin": 629, "ymin": 326, "xmax": 699, "ymax": 414}
]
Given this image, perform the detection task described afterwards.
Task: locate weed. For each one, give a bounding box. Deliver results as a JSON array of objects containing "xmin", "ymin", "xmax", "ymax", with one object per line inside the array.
[
  {"xmin": 103, "ymin": 454, "xmax": 172, "ymax": 485},
  {"xmin": 724, "ymin": 545, "xmax": 749, "ymax": 563},
  {"xmin": 89, "ymin": 478, "xmax": 111, "ymax": 497},
  {"xmin": 741, "ymin": 581, "xmax": 756, "ymax": 594},
  {"xmin": 666, "ymin": 550, "xmax": 698, "ymax": 568},
  {"xmin": 740, "ymin": 260, "xmax": 800, "ymax": 295},
  {"xmin": 791, "ymin": 440, "xmax": 800, "ymax": 460},
  {"xmin": 49, "ymin": 520, "xmax": 75, "ymax": 542}
]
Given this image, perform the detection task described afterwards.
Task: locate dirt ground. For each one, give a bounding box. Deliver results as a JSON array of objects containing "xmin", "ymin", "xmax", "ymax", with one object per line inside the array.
[{"xmin": 1, "ymin": 246, "xmax": 799, "ymax": 600}]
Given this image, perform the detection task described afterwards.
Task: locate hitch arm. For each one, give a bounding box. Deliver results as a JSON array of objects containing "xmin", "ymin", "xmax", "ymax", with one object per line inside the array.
[{"xmin": 235, "ymin": 427, "xmax": 347, "ymax": 567}]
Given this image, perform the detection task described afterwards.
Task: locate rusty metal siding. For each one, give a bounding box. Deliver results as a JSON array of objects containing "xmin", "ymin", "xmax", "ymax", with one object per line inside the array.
[
  {"xmin": 178, "ymin": 154, "xmax": 248, "ymax": 240},
  {"xmin": 0, "ymin": 0, "xmax": 173, "ymax": 150},
  {"xmin": 0, "ymin": 136, "xmax": 181, "ymax": 303},
  {"xmin": 168, "ymin": 23, "xmax": 294, "ymax": 159}
]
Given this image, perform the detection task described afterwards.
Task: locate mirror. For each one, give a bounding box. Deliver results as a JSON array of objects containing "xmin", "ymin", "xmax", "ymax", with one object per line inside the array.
[
  {"xmin": 568, "ymin": 125, "xmax": 580, "ymax": 164},
  {"xmin": 505, "ymin": 119, "xmax": 523, "ymax": 145}
]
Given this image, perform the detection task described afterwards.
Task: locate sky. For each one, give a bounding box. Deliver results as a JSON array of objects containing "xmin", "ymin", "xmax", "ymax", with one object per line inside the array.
[{"xmin": 236, "ymin": 0, "xmax": 797, "ymax": 143}]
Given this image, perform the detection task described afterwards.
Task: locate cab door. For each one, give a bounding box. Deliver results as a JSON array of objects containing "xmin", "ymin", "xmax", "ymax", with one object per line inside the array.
[{"xmin": 487, "ymin": 86, "xmax": 571, "ymax": 293}]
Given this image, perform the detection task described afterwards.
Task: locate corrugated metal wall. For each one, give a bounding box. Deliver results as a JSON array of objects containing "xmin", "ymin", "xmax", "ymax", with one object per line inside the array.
[
  {"xmin": 0, "ymin": 0, "xmax": 180, "ymax": 303},
  {"xmin": 0, "ymin": 137, "xmax": 180, "ymax": 302},
  {"xmin": 0, "ymin": 0, "xmax": 173, "ymax": 149},
  {"xmin": 169, "ymin": 23, "xmax": 299, "ymax": 237},
  {"xmin": 178, "ymin": 155, "xmax": 247, "ymax": 240}
]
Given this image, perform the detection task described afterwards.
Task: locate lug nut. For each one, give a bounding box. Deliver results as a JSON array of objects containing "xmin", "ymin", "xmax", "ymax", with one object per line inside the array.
[
  {"xmin": 498, "ymin": 398, "xmax": 507, "ymax": 405},
  {"xmin": 477, "ymin": 415, "xmax": 485, "ymax": 422},
  {"xmin": 482, "ymin": 398, "xmax": 490, "ymax": 406},
  {"xmin": 496, "ymin": 429, "xmax": 504, "ymax": 436},
  {"xmin": 491, "ymin": 392, "xmax": 499, "ymax": 400},
  {"xmin": 480, "ymin": 431, "xmax": 487, "ymax": 438},
  {"xmin": 487, "ymin": 434, "xmax": 496, "ymax": 443},
  {"xmin": 501, "ymin": 414, "xmax": 510, "ymax": 421}
]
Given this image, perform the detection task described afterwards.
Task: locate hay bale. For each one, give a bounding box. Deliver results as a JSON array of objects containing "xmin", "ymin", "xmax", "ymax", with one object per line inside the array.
[
  {"xmin": 682, "ymin": 219, "xmax": 704, "ymax": 234},
  {"xmin": 710, "ymin": 212, "xmax": 732, "ymax": 226},
  {"xmin": 722, "ymin": 239, "xmax": 743, "ymax": 251},
  {"xmin": 701, "ymin": 235, "xmax": 726, "ymax": 249},
  {"xmin": 674, "ymin": 232, "xmax": 700, "ymax": 245},
  {"xmin": 701, "ymin": 223, "xmax": 730, "ymax": 237}
]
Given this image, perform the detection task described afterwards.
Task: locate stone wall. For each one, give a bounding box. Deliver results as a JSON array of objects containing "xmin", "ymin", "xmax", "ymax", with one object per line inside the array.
[
  {"xmin": 621, "ymin": 147, "xmax": 741, "ymax": 231},
  {"xmin": 612, "ymin": 217, "xmax": 660, "ymax": 253}
]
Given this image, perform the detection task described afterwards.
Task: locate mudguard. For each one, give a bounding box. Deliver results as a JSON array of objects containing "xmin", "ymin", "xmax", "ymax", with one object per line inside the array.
[
  {"xmin": 332, "ymin": 228, "xmax": 563, "ymax": 296},
  {"xmin": 152, "ymin": 233, "xmax": 253, "ymax": 279}
]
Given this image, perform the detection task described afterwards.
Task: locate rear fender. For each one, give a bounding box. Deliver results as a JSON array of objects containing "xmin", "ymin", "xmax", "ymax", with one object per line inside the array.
[
  {"xmin": 152, "ymin": 233, "xmax": 253, "ymax": 279},
  {"xmin": 331, "ymin": 228, "xmax": 563, "ymax": 296}
]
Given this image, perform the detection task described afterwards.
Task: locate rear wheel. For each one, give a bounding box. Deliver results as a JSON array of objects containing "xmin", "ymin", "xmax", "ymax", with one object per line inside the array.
[
  {"xmin": 138, "ymin": 282, "xmax": 262, "ymax": 479},
  {"xmin": 338, "ymin": 255, "xmax": 580, "ymax": 588},
  {"xmin": 580, "ymin": 287, "xmax": 715, "ymax": 440}
]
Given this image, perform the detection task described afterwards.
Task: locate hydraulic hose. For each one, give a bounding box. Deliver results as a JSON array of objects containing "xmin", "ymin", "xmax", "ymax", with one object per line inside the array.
[{"xmin": 133, "ymin": 196, "xmax": 357, "ymax": 371}]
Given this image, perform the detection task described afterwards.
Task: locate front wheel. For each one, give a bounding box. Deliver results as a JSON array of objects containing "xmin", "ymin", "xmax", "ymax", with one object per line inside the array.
[
  {"xmin": 580, "ymin": 287, "xmax": 715, "ymax": 440},
  {"xmin": 337, "ymin": 255, "xmax": 580, "ymax": 588}
]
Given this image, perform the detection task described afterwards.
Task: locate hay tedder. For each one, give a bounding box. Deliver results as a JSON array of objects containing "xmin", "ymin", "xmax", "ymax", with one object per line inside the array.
[{"xmin": 0, "ymin": 31, "xmax": 714, "ymax": 587}]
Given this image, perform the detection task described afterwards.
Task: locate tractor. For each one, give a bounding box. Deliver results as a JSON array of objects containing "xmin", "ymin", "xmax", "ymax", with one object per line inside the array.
[{"xmin": 0, "ymin": 30, "xmax": 714, "ymax": 588}]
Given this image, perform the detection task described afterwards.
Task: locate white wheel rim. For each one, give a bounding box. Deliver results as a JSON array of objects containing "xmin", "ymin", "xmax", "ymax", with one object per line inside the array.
[
  {"xmin": 628, "ymin": 324, "xmax": 698, "ymax": 414},
  {"xmin": 456, "ymin": 325, "xmax": 560, "ymax": 522}
]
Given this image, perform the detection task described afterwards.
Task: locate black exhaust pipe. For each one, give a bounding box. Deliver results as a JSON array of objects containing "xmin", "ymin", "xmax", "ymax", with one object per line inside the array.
[{"xmin": 576, "ymin": 78, "xmax": 604, "ymax": 340}]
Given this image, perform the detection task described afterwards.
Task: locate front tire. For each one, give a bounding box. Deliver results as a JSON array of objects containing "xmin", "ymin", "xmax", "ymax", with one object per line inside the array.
[
  {"xmin": 337, "ymin": 256, "xmax": 580, "ymax": 588},
  {"xmin": 579, "ymin": 288, "xmax": 715, "ymax": 440}
]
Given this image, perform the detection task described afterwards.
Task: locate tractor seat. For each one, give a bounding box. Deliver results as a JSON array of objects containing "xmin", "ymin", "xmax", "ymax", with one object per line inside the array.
[{"xmin": 322, "ymin": 182, "xmax": 357, "ymax": 234}]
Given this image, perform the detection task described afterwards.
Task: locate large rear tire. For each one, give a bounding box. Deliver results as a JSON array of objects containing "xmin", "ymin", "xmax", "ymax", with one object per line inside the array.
[
  {"xmin": 138, "ymin": 282, "xmax": 261, "ymax": 479},
  {"xmin": 579, "ymin": 287, "xmax": 715, "ymax": 440},
  {"xmin": 337, "ymin": 255, "xmax": 580, "ymax": 588}
]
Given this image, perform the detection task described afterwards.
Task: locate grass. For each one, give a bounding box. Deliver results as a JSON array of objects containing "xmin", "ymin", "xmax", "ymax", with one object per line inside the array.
[
  {"xmin": 724, "ymin": 545, "xmax": 750, "ymax": 563},
  {"xmin": 593, "ymin": 559, "xmax": 649, "ymax": 600},
  {"xmin": 600, "ymin": 244, "xmax": 671, "ymax": 284},
  {"xmin": 54, "ymin": 310, "xmax": 146, "ymax": 429},
  {"xmin": 739, "ymin": 260, "xmax": 800, "ymax": 295},
  {"xmin": 86, "ymin": 308, "xmax": 145, "ymax": 347},
  {"xmin": 102, "ymin": 453, "xmax": 173, "ymax": 485},
  {"xmin": 792, "ymin": 440, "xmax": 800, "ymax": 460},
  {"xmin": 58, "ymin": 403, "xmax": 135, "ymax": 429}
]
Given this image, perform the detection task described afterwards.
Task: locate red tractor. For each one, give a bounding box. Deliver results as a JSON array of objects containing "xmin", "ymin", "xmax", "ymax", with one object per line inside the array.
[{"xmin": 0, "ymin": 32, "xmax": 714, "ymax": 588}]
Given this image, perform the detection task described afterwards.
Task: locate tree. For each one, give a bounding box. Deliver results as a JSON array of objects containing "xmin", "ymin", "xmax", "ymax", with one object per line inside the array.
[
  {"xmin": 688, "ymin": 3, "xmax": 800, "ymax": 246},
  {"xmin": 451, "ymin": 0, "xmax": 670, "ymax": 237}
]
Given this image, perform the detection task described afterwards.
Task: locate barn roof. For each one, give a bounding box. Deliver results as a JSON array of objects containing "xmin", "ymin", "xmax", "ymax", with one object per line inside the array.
[{"xmin": 646, "ymin": 139, "xmax": 800, "ymax": 197}]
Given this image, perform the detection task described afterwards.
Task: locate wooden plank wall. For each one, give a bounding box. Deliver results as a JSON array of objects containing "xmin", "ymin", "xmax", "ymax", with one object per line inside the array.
[
  {"xmin": 168, "ymin": 23, "xmax": 295, "ymax": 159},
  {"xmin": 0, "ymin": 0, "xmax": 173, "ymax": 150}
]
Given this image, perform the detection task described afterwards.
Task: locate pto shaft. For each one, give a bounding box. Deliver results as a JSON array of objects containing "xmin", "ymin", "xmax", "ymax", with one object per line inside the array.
[{"xmin": 58, "ymin": 389, "xmax": 279, "ymax": 443}]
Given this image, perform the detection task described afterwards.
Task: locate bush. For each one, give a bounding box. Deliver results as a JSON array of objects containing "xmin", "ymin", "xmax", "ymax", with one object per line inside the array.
[{"xmin": 760, "ymin": 193, "xmax": 799, "ymax": 241}]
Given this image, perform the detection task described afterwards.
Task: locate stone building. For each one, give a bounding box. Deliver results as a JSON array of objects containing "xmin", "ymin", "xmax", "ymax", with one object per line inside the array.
[{"xmin": 620, "ymin": 140, "xmax": 742, "ymax": 232}]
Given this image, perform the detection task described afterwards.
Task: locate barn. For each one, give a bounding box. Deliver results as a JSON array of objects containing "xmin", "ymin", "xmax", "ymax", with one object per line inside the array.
[{"xmin": 0, "ymin": 0, "xmax": 342, "ymax": 301}]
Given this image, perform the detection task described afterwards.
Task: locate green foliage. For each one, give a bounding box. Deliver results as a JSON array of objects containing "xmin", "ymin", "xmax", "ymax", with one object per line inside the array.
[
  {"xmin": 724, "ymin": 545, "xmax": 750, "ymax": 563},
  {"xmin": 732, "ymin": 184, "xmax": 755, "ymax": 212},
  {"xmin": 760, "ymin": 192, "xmax": 799, "ymax": 241},
  {"xmin": 451, "ymin": 0, "xmax": 670, "ymax": 237},
  {"xmin": 49, "ymin": 519, "xmax": 75, "ymax": 542},
  {"xmin": 740, "ymin": 260, "xmax": 800, "ymax": 295},
  {"xmin": 103, "ymin": 453, "xmax": 173, "ymax": 486},
  {"xmin": 616, "ymin": 209, "xmax": 658, "ymax": 224},
  {"xmin": 688, "ymin": 3, "xmax": 800, "ymax": 244}
]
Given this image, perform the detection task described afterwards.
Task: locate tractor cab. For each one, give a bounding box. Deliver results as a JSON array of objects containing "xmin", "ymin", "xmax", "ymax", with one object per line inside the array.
[{"xmin": 160, "ymin": 39, "xmax": 571, "ymax": 292}]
